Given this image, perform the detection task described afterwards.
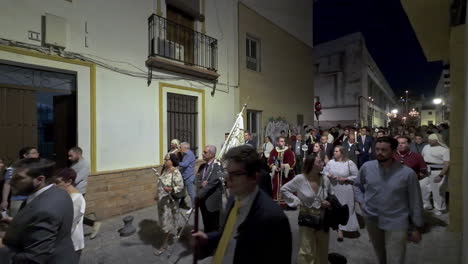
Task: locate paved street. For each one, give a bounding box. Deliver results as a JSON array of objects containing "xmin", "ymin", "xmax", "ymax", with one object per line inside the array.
[{"xmin": 81, "ymin": 204, "xmax": 460, "ymax": 264}]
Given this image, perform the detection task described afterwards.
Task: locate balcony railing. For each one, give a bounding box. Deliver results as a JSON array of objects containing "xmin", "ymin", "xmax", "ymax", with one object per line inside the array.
[{"xmin": 148, "ymin": 14, "xmax": 218, "ymax": 72}]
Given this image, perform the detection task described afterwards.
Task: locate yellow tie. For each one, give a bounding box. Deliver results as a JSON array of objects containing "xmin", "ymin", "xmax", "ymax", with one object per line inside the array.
[{"xmin": 212, "ymin": 200, "xmax": 240, "ymax": 264}]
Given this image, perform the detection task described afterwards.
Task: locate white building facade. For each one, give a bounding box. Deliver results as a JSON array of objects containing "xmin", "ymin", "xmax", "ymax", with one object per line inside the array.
[
  {"xmin": 313, "ymin": 33, "xmax": 396, "ymax": 128},
  {"xmin": 0, "ymin": 0, "xmax": 313, "ymax": 219}
]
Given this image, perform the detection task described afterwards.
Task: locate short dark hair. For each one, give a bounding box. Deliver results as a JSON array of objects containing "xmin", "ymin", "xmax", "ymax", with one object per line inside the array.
[
  {"xmin": 397, "ymin": 135, "xmax": 412, "ymax": 144},
  {"xmin": 19, "ymin": 147, "xmax": 36, "ymax": 159},
  {"xmin": 376, "ymin": 136, "xmax": 398, "ymax": 150},
  {"xmin": 244, "ymin": 131, "xmax": 251, "ymax": 135},
  {"xmin": 224, "ymin": 145, "xmax": 261, "ymax": 178},
  {"xmin": 69, "ymin": 146, "xmax": 83, "ymax": 155},
  {"xmin": 277, "ymin": 136, "xmax": 286, "ymax": 142},
  {"xmin": 415, "ymin": 134, "xmax": 424, "ymax": 138},
  {"xmin": 12, "ymin": 158, "xmax": 55, "ymax": 180},
  {"xmin": 56, "ymin": 168, "xmax": 77, "ymax": 185},
  {"xmin": 377, "ymin": 130, "xmax": 386, "ymax": 135}
]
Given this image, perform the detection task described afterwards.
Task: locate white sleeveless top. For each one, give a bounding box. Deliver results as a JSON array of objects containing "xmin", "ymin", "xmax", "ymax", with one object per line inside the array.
[{"xmin": 70, "ymin": 193, "xmax": 86, "ymax": 251}]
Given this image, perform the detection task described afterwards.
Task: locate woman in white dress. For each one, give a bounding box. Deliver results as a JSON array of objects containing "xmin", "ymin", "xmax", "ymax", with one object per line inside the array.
[
  {"xmin": 323, "ymin": 145, "xmax": 359, "ymax": 242},
  {"xmin": 55, "ymin": 168, "xmax": 86, "ymax": 259}
]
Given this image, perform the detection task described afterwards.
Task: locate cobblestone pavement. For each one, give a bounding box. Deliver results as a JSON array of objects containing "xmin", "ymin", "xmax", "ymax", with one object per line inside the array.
[{"xmin": 81, "ymin": 205, "xmax": 460, "ymax": 264}]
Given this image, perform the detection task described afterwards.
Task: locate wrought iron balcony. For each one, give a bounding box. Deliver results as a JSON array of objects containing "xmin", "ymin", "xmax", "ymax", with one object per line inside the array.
[{"xmin": 147, "ymin": 14, "xmax": 219, "ymax": 80}]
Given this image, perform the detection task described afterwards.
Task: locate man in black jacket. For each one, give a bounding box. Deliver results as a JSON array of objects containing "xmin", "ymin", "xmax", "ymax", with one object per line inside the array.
[
  {"xmin": 1, "ymin": 158, "xmax": 78, "ymax": 264},
  {"xmin": 193, "ymin": 145, "xmax": 292, "ymax": 264},
  {"xmin": 196, "ymin": 145, "xmax": 224, "ymax": 232},
  {"xmin": 320, "ymin": 135, "xmax": 334, "ymax": 160}
]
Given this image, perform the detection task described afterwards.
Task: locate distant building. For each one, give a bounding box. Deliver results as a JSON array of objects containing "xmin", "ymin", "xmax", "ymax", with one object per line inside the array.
[{"xmin": 313, "ymin": 33, "xmax": 396, "ymax": 128}]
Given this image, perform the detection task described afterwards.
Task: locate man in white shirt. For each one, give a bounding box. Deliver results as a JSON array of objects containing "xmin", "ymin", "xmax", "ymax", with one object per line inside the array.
[{"xmin": 420, "ymin": 134, "xmax": 450, "ymax": 215}]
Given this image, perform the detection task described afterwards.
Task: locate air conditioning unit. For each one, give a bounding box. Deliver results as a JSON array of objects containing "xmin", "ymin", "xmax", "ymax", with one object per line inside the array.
[{"xmin": 155, "ymin": 38, "xmax": 185, "ymax": 61}]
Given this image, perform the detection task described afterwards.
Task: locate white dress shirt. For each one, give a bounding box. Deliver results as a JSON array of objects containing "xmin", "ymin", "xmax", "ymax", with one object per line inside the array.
[
  {"xmin": 26, "ymin": 184, "xmax": 54, "ymax": 204},
  {"xmin": 223, "ymin": 187, "xmax": 259, "ymax": 264}
]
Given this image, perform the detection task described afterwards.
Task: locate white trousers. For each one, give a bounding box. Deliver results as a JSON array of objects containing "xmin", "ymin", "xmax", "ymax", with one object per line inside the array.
[
  {"xmin": 366, "ymin": 221, "xmax": 407, "ymax": 264},
  {"xmin": 419, "ymin": 170, "xmax": 447, "ymax": 211}
]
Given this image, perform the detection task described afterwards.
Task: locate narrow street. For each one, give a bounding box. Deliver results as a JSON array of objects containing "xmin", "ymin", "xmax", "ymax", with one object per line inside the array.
[{"xmin": 81, "ymin": 206, "xmax": 459, "ymax": 264}]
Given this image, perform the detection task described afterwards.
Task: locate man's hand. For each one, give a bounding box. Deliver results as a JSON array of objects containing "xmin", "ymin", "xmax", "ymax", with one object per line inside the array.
[
  {"xmin": 201, "ymin": 181, "xmax": 208, "ymax": 187},
  {"xmin": 0, "ymin": 201, "xmax": 8, "ymax": 211},
  {"xmin": 321, "ymin": 200, "xmax": 331, "ymax": 209},
  {"xmin": 408, "ymin": 230, "xmax": 422, "ymax": 243},
  {"xmin": 163, "ymin": 186, "xmax": 173, "ymax": 193},
  {"xmin": 191, "ymin": 231, "xmax": 208, "ymax": 248},
  {"xmin": 1, "ymin": 216, "xmax": 12, "ymax": 224},
  {"xmin": 434, "ymin": 175, "xmax": 444, "ymax": 183},
  {"xmin": 355, "ymin": 151, "xmax": 360, "ymax": 155}
]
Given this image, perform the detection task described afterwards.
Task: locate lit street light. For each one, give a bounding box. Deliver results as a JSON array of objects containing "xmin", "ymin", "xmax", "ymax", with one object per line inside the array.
[
  {"xmin": 391, "ymin": 109, "xmax": 398, "ymax": 114},
  {"xmin": 433, "ymin": 98, "xmax": 443, "ymax": 105}
]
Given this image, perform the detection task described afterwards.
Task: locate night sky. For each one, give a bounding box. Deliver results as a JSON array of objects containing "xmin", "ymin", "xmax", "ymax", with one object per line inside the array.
[{"xmin": 314, "ymin": 0, "xmax": 443, "ymax": 98}]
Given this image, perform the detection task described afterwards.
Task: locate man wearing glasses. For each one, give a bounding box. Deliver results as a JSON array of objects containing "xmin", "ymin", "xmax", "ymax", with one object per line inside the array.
[{"xmin": 193, "ymin": 145, "xmax": 292, "ymax": 264}]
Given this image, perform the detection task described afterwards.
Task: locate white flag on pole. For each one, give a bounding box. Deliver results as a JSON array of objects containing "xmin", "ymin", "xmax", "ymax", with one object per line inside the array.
[{"xmin": 217, "ymin": 109, "xmax": 245, "ymax": 160}]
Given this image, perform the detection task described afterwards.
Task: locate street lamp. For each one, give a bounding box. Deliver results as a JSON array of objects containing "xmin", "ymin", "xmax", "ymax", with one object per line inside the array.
[
  {"xmin": 433, "ymin": 98, "xmax": 443, "ymax": 105},
  {"xmin": 391, "ymin": 109, "xmax": 398, "ymax": 115}
]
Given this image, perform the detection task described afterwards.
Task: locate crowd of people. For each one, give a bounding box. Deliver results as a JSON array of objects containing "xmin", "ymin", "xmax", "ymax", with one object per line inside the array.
[
  {"xmin": 0, "ymin": 121, "xmax": 450, "ymax": 263},
  {"xmin": 0, "ymin": 146, "xmax": 100, "ymax": 263}
]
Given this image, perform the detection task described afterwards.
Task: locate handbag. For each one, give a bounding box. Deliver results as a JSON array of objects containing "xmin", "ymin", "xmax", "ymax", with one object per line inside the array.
[
  {"xmin": 171, "ymin": 170, "xmax": 186, "ymax": 200},
  {"xmin": 298, "ymin": 210, "xmax": 325, "ymax": 229},
  {"xmin": 297, "ymin": 178, "xmax": 327, "ymax": 230}
]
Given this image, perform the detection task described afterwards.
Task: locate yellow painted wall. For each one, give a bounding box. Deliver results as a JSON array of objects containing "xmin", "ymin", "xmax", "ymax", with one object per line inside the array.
[
  {"xmin": 401, "ymin": 0, "xmax": 450, "ymax": 61},
  {"xmin": 238, "ymin": 3, "xmax": 314, "ymax": 133},
  {"xmin": 448, "ymin": 25, "xmax": 465, "ymax": 233}
]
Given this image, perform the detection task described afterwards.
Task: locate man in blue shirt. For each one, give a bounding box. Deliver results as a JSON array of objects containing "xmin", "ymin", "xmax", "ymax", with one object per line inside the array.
[
  {"xmin": 1, "ymin": 147, "xmax": 39, "ymax": 217},
  {"xmin": 179, "ymin": 142, "xmax": 196, "ymax": 214},
  {"xmin": 355, "ymin": 136, "xmax": 423, "ymax": 264}
]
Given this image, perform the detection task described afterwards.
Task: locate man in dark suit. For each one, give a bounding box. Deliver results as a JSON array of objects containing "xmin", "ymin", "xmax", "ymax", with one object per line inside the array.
[
  {"xmin": 244, "ymin": 131, "xmax": 257, "ymax": 148},
  {"xmin": 343, "ymin": 133, "xmax": 359, "ymax": 165},
  {"xmin": 320, "ymin": 135, "xmax": 334, "ymax": 160},
  {"xmin": 291, "ymin": 134, "xmax": 305, "ymax": 175},
  {"xmin": 357, "ymin": 127, "xmax": 374, "ymax": 167},
  {"xmin": 1, "ymin": 158, "xmax": 78, "ymax": 264},
  {"xmin": 335, "ymin": 127, "xmax": 350, "ymax": 147},
  {"xmin": 196, "ymin": 145, "xmax": 224, "ymax": 233},
  {"xmin": 193, "ymin": 145, "xmax": 292, "ymax": 264}
]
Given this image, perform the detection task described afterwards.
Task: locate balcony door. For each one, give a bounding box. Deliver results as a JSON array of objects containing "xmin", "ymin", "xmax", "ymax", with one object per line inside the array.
[{"xmin": 167, "ymin": 5, "xmax": 195, "ymax": 65}]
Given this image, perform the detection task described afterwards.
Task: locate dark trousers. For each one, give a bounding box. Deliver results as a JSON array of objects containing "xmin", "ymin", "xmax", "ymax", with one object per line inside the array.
[
  {"xmin": 82, "ymin": 194, "xmax": 95, "ymax": 227},
  {"xmin": 295, "ymin": 155, "xmax": 303, "ymax": 175},
  {"xmin": 200, "ymin": 203, "xmax": 220, "ymax": 233}
]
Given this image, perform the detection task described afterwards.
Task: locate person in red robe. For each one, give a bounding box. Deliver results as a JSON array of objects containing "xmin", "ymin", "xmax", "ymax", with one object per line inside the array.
[{"xmin": 268, "ymin": 136, "xmax": 296, "ymax": 203}]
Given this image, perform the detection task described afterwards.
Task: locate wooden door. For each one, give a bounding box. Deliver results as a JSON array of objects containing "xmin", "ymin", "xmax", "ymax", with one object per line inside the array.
[
  {"xmin": 167, "ymin": 5, "xmax": 195, "ymax": 64},
  {"xmin": 0, "ymin": 86, "xmax": 37, "ymax": 165}
]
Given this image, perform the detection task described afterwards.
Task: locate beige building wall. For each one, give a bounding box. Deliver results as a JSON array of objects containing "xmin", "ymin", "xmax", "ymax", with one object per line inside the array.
[{"xmin": 238, "ymin": 3, "xmax": 314, "ymax": 136}]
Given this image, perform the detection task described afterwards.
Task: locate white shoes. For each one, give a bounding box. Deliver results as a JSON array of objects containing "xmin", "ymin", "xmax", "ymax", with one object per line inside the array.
[{"xmin": 186, "ymin": 208, "xmax": 193, "ymax": 215}]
